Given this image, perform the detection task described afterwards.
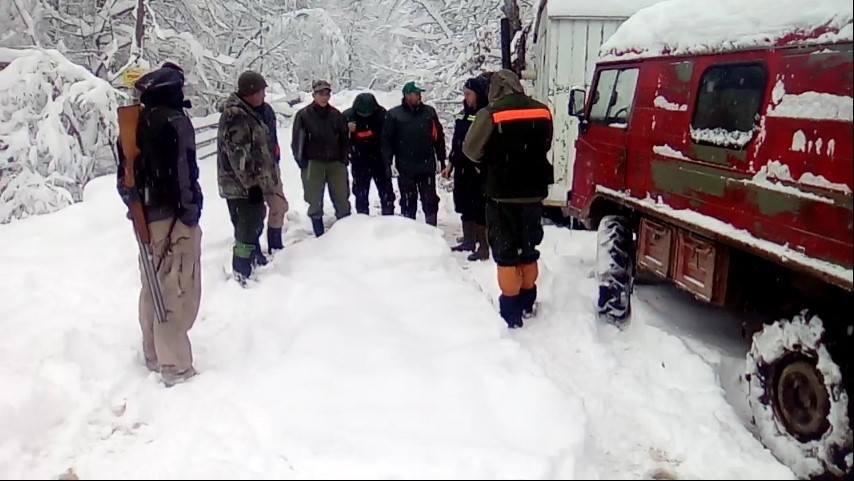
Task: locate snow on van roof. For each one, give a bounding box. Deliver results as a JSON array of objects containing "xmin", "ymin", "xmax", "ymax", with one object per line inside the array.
[
  {"xmin": 599, "ymin": 0, "xmax": 853, "ymax": 61},
  {"xmin": 541, "ymin": 0, "xmax": 664, "ymax": 19}
]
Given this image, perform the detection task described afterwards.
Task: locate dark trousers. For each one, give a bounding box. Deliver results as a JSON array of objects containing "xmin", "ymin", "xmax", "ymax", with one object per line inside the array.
[
  {"xmin": 398, "ymin": 173, "xmax": 439, "ymax": 220},
  {"xmin": 352, "ymin": 160, "xmax": 395, "ymax": 215},
  {"xmin": 453, "ymin": 165, "xmax": 486, "ymax": 225},
  {"xmin": 486, "ymin": 201, "xmax": 544, "ymax": 267},
  {"xmin": 226, "ymin": 199, "xmax": 265, "ymax": 258}
]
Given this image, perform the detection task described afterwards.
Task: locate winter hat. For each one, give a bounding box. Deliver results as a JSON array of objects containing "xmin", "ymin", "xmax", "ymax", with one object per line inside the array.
[
  {"xmin": 135, "ymin": 66, "xmax": 184, "ymax": 93},
  {"xmin": 464, "ymin": 74, "xmax": 491, "ymax": 110},
  {"xmin": 402, "ymin": 81, "xmax": 426, "ymax": 96},
  {"xmin": 237, "ymin": 71, "xmax": 268, "ymax": 97},
  {"xmin": 312, "ymin": 80, "xmax": 333, "ymax": 93}
]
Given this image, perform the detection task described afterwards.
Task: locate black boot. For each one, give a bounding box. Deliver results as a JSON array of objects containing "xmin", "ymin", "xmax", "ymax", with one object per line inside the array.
[
  {"xmin": 311, "ymin": 217, "xmax": 325, "ymax": 237},
  {"xmin": 253, "ymin": 240, "xmax": 268, "ymax": 266},
  {"xmin": 467, "ymin": 225, "xmax": 490, "ymax": 261},
  {"xmin": 499, "ymin": 295, "xmax": 524, "ymax": 329},
  {"xmin": 520, "ymin": 286, "xmax": 537, "ymax": 319},
  {"xmin": 425, "ymin": 213, "xmax": 438, "ymax": 227},
  {"xmin": 452, "ymin": 221, "xmax": 476, "ymax": 252},
  {"xmin": 267, "ymin": 227, "xmax": 283, "ymax": 253}
]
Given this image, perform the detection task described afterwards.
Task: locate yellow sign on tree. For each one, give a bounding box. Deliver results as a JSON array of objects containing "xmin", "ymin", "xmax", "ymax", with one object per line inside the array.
[{"xmin": 121, "ymin": 67, "xmax": 148, "ymax": 88}]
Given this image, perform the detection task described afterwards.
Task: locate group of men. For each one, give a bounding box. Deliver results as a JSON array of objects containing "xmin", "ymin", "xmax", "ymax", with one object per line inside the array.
[{"xmin": 117, "ymin": 62, "xmax": 553, "ymax": 386}]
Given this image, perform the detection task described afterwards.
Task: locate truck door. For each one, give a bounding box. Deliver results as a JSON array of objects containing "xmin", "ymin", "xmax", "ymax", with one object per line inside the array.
[{"xmin": 571, "ymin": 66, "xmax": 640, "ymax": 218}]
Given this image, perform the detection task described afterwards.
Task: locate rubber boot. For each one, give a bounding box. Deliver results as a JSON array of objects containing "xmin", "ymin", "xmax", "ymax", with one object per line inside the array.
[
  {"xmin": 499, "ymin": 294, "xmax": 524, "ymax": 329},
  {"xmin": 253, "ymin": 240, "xmax": 268, "ymax": 266},
  {"xmin": 520, "ymin": 286, "xmax": 537, "ymax": 319},
  {"xmin": 425, "ymin": 213, "xmax": 438, "ymax": 227},
  {"xmin": 467, "ymin": 225, "xmax": 490, "ymax": 261},
  {"xmin": 267, "ymin": 227, "xmax": 283, "ymax": 253},
  {"xmin": 232, "ymin": 249, "xmax": 253, "ymax": 286},
  {"xmin": 452, "ymin": 221, "xmax": 476, "ymax": 252},
  {"xmin": 311, "ymin": 217, "xmax": 325, "ymax": 237}
]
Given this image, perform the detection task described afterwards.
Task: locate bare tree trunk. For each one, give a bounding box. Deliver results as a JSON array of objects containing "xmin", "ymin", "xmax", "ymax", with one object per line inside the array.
[
  {"xmin": 12, "ymin": 0, "xmax": 42, "ymax": 47},
  {"xmin": 132, "ymin": 0, "xmax": 145, "ymax": 59}
]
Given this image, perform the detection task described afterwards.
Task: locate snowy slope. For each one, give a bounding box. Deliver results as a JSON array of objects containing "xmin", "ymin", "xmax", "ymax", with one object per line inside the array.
[{"xmin": 0, "ymin": 113, "xmax": 794, "ymax": 478}]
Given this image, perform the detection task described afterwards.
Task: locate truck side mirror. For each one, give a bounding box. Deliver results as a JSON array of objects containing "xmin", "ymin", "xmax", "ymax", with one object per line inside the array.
[{"xmin": 568, "ymin": 88, "xmax": 586, "ymax": 118}]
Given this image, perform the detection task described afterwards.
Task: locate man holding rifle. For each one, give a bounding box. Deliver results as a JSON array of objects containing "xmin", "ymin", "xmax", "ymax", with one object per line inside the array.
[{"xmin": 117, "ymin": 63, "xmax": 203, "ymax": 387}]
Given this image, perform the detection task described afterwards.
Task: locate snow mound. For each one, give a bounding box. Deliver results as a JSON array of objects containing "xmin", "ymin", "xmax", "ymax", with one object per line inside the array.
[
  {"xmin": 0, "ymin": 200, "xmax": 585, "ymax": 478},
  {"xmin": 0, "ymin": 49, "xmax": 118, "ymax": 224},
  {"xmin": 601, "ymin": 0, "xmax": 853, "ymax": 61}
]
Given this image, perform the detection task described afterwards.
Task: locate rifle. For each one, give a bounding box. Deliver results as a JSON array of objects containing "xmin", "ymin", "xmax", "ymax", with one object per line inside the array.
[{"xmin": 117, "ymin": 105, "xmax": 168, "ymax": 324}]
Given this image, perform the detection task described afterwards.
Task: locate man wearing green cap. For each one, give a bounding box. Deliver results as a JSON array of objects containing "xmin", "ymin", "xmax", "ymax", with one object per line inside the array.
[
  {"xmin": 382, "ymin": 81, "xmax": 446, "ymax": 226},
  {"xmin": 292, "ymin": 79, "xmax": 351, "ymax": 236},
  {"xmin": 217, "ymin": 70, "xmax": 280, "ymax": 284}
]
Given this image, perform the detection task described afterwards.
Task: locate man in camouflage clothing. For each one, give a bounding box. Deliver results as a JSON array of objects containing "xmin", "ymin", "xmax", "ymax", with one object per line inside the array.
[{"xmin": 217, "ymin": 71, "xmax": 279, "ymax": 284}]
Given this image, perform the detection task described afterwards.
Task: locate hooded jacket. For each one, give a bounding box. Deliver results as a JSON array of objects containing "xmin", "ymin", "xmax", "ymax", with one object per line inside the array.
[
  {"xmin": 463, "ymin": 69, "xmax": 554, "ymax": 201},
  {"xmin": 343, "ymin": 93, "xmax": 387, "ymax": 165}
]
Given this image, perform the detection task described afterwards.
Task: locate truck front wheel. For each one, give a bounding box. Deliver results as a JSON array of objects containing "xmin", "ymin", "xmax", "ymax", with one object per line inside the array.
[
  {"xmin": 596, "ymin": 215, "xmax": 634, "ymax": 328},
  {"xmin": 746, "ymin": 311, "xmax": 852, "ymax": 479}
]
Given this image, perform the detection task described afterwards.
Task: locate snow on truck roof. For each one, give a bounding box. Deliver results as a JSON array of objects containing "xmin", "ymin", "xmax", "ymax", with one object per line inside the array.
[
  {"xmin": 599, "ymin": 0, "xmax": 853, "ymax": 61},
  {"xmin": 540, "ymin": 0, "xmax": 664, "ymax": 19}
]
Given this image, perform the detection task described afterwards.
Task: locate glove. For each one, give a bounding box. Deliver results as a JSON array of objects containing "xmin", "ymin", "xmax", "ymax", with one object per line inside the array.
[
  {"xmin": 118, "ymin": 184, "xmax": 140, "ymax": 207},
  {"xmin": 248, "ymin": 185, "xmax": 264, "ymax": 205},
  {"xmin": 179, "ymin": 205, "xmax": 200, "ymax": 227}
]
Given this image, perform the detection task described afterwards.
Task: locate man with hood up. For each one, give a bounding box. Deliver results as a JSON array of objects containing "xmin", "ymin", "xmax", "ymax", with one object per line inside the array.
[
  {"xmin": 117, "ymin": 63, "xmax": 203, "ymax": 386},
  {"xmin": 443, "ymin": 73, "xmax": 491, "ymax": 261},
  {"xmin": 463, "ymin": 69, "xmax": 554, "ymax": 329},
  {"xmin": 343, "ymin": 93, "xmax": 395, "ymax": 215},
  {"xmin": 217, "ymin": 70, "xmax": 279, "ymax": 284}
]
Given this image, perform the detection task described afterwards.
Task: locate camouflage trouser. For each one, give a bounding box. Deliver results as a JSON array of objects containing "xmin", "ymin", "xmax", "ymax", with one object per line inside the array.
[
  {"xmin": 139, "ymin": 218, "xmax": 202, "ymax": 376},
  {"xmin": 301, "ymin": 160, "xmax": 351, "ymax": 220},
  {"xmin": 265, "ymin": 179, "xmax": 289, "ymax": 230}
]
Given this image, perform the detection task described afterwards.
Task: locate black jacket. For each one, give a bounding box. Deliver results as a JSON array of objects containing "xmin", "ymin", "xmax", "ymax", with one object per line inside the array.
[
  {"xmin": 382, "ymin": 101, "xmax": 446, "ymax": 177},
  {"xmin": 450, "ymin": 74, "xmax": 490, "ymax": 170},
  {"xmin": 117, "ymin": 102, "xmax": 202, "ymax": 226},
  {"xmin": 343, "ymin": 105, "xmax": 386, "ymax": 165},
  {"xmin": 291, "ymin": 102, "xmax": 348, "ymax": 166}
]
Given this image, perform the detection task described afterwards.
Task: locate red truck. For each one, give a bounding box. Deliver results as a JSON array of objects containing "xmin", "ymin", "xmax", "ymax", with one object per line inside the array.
[{"xmin": 563, "ymin": 4, "xmax": 853, "ymax": 479}]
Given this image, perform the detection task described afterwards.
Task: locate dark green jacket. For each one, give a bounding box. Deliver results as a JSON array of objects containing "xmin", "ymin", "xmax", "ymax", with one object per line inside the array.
[
  {"xmin": 292, "ymin": 102, "xmax": 349, "ymax": 165},
  {"xmin": 382, "ymin": 101, "xmax": 446, "ymax": 177}
]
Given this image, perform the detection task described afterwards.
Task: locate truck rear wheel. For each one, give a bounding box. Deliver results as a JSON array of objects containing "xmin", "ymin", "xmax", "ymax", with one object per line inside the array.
[
  {"xmin": 746, "ymin": 311, "xmax": 852, "ymax": 479},
  {"xmin": 596, "ymin": 215, "xmax": 634, "ymax": 327}
]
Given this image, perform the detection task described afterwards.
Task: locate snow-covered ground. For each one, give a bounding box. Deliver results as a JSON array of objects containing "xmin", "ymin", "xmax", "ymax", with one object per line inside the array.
[{"xmin": 0, "ymin": 96, "xmax": 796, "ymax": 478}]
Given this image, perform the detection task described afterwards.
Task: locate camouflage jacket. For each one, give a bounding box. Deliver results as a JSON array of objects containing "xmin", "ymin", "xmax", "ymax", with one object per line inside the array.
[{"xmin": 217, "ymin": 93, "xmax": 280, "ymax": 199}]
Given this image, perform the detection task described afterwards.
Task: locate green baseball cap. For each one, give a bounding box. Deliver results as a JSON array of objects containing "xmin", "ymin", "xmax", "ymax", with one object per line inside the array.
[{"xmin": 402, "ymin": 81, "xmax": 426, "ymax": 95}]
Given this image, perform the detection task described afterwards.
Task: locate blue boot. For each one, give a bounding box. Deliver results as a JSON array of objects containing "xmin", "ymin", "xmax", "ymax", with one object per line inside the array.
[
  {"xmin": 253, "ymin": 240, "xmax": 268, "ymax": 266},
  {"xmin": 232, "ymin": 255, "xmax": 253, "ymax": 286},
  {"xmin": 520, "ymin": 286, "xmax": 537, "ymax": 319},
  {"xmin": 499, "ymin": 295, "xmax": 524, "ymax": 329}
]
